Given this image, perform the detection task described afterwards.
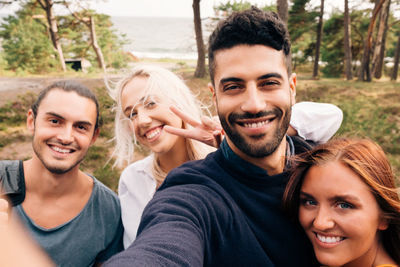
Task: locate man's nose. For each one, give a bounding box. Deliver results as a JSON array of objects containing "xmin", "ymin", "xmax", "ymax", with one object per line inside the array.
[
  {"xmin": 57, "ymin": 125, "xmax": 74, "ymax": 144},
  {"xmin": 241, "ymin": 83, "xmax": 266, "ymax": 113}
]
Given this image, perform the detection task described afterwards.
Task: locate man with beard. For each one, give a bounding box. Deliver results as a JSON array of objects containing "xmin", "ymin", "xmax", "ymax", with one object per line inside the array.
[
  {"xmin": 105, "ymin": 7, "xmax": 319, "ymax": 267},
  {"xmin": 0, "ymin": 81, "xmax": 123, "ymax": 266}
]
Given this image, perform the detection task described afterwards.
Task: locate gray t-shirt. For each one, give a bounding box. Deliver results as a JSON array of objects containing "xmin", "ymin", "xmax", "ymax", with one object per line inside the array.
[{"xmin": 13, "ymin": 177, "xmax": 123, "ymax": 267}]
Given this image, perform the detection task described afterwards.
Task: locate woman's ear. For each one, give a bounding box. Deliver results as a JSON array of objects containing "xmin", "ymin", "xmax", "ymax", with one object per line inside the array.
[{"xmin": 378, "ymin": 216, "xmax": 389, "ymax": 231}]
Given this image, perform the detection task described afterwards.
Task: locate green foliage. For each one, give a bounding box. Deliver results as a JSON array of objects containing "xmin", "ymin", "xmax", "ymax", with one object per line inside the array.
[
  {"xmin": 0, "ymin": 2, "xmax": 128, "ymax": 74},
  {"xmin": 213, "ymin": 0, "xmax": 252, "ymax": 13},
  {"xmin": 81, "ymin": 145, "xmax": 121, "ymax": 192},
  {"xmin": 212, "ymin": 0, "xmax": 275, "ymax": 17},
  {"xmin": 0, "ymin": 91, "xmax": 36, "ymax": 127},
  {"xmin": 295, "ymin": 78, "xmax": 400, "ymax": 175},
  {"xmin": 59, "ymin": 11, "xmax": 128, "ymax": 69},
  {"xmin": 320, "ymin": 9, "xmax": 370, "ymax": 77},
  {"xmin": 95, "ymin": 86, "xmax": 115, "ymax": 139},
  {"xmin": 320, "ymin": 13, "xmax": 344, "ymax": 77},
  {"xmin": 0, "ymin": 4, "xmax": 58, "ymax": 73},
  {"xmin": 288, "ymin": 0, "xmax": 318, "ymax": 42}
]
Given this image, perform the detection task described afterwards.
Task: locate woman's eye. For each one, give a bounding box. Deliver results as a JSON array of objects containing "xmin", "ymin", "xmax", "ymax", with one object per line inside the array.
[
  {"xmin": 129, "ymin": 111, "xmax": 137, "ymax": 119},
  {"xmin": 145, "ymin": 101, "xmax": 156, "ymax": 108},
  {"xmin": 337, "ymin": 202, "xmax": 353, "ymax": 209},
  {"xmin": 300, "ymin": 198, "xmax": 317, "ymax": 206}
]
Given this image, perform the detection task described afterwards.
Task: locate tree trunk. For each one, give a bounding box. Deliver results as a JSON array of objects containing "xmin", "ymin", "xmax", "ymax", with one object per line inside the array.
[
  {"xmin": 358, "ymin": 0, "xmax": 386, "ymax": 81},
  {"xmin": 277, "ymin": 0, "xmax": 288, "ymax": 25},
  {"xmin": 344, "ymin": 0, "xmax": 353, "ymax": 80},
  {"xmin": 37, "ymin": 0, "xmax": 66, "ymax": 71},
  {"xmin": 193, "ymin": 0, "xmax": 206, "ymax": 78},
  {"xmin": 312, "ymin": 0, "xmax": 324, "ymax": 79},
  {"xmin": 391, "ymin": 33, "xmax": 400, "ymax": 81},
  {"xmin": 372, "ymin": 0, "xmax": 390, "ymax": 79},
  {"xmin": 89, "ymin": 16, "xmax": 106, "ymax": 71}
]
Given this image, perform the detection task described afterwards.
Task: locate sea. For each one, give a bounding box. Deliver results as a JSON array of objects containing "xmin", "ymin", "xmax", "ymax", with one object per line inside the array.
[
  {"xmin": 111, "ymin": 16, "xmax": 213, "ymax": 60},
  {"xmin": 0, "ymin": 14, "xmax": 213, "ymax": 60}
]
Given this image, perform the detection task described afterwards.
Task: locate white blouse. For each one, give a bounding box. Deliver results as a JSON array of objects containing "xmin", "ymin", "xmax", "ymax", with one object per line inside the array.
[
  {"xmin": 118, "ymin": 155, "xmax": 156, "ymax": 249},
  {"xmin": 290, "ymin": 101, "xmax": 343, "ymax": 144}
]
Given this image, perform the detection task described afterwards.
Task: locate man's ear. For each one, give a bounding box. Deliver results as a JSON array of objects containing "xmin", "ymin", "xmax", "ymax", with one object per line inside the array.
[
  {"xmin": 289, "ymin": 73, "xmax": 297, "ymax": 105},
  {"xmin": 90, "ymin": 128, "xmax": 100, "ymax": 145},
  {"xmin": 27, "ymin": 109, "xmax": 35, "ymax": 134},
  {"xmin": 208, "ymin": 82, "xmax": 217, "ymax": 107}
]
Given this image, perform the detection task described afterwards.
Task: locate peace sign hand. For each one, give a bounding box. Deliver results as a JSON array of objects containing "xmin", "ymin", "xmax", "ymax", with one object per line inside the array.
[{"xmin": 164, "ymin": 106, "xmax": 223, "ymax": 148}]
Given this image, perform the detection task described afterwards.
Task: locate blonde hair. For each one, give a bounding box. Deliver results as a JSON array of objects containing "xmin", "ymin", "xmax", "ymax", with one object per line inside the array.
[{"xmin": 109, "ymin": 64, "xmax": 214, "ymax": 185}]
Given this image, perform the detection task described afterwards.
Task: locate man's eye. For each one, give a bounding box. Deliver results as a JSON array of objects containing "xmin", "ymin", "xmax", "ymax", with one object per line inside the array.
[
  {"xmin": 77, "ymin": 125, "xmax": 88, "ymax": 131},
  {"xmin": 223, "ymin": 84, "xmax": 241, "ymax": 91},
  {"xmin": 260, "ymin": 80, "xmax": 279, "ymax": 87},
  {"xmin": 50, "ymin": 119, "xmax": 59, "ymax": 124}
]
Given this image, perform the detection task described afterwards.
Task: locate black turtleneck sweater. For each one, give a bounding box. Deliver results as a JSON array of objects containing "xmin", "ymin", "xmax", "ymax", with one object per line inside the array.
[{"xmin": 105, "ymin": 137, "xmax": 318, "ymax": 267}]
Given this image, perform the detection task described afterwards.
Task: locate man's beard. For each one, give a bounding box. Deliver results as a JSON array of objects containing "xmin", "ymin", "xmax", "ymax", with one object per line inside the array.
[
  {"xmin": 219, "ymin": 107, "xmax": 291, "ymax": 158},
  {"xmin": 32, "ymin": 136, "xmax": 85, "ymax": 174}
]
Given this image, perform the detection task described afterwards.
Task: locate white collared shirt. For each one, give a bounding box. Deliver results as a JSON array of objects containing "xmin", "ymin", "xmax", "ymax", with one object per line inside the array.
[{"xmin": 118, "ymin": 155, "xmax": 157, "ymax": 249}]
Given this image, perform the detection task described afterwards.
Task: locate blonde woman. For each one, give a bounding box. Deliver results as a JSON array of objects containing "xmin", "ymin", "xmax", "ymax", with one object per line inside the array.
[{"xmin": 109, "ymin": 64, "xmax": 343, "ymax": 249}]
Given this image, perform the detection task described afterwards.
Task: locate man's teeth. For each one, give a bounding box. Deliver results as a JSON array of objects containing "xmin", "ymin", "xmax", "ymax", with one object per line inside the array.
[
  {"xmin": 146, "ymin": 128, "xmax": 161, "ymax": 139},
  {"xmin": 52, "ymin": 146, "xmax": 71, "ymax": 153},
  {"xmin": 243, "ymin": 120, "xmax": 269, "ymax": 128},
  {"xmin": 317, "ymin": 234, "xmax": 343, "ymax": 244}
]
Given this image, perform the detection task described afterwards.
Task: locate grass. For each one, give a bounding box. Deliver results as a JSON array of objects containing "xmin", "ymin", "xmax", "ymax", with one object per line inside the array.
[{"xmin": 0, "ymin": 67, "xmax": 399, "ymax": 189}]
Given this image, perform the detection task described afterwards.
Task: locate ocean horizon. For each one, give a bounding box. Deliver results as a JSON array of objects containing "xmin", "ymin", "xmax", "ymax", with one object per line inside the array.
[
  {"xmin": 0, "ymin": 14, "xmax": 212, "ymax": 60},
  {"xmin": 111, "ymin": 16, "xmax": 212, "ymax": 60}
]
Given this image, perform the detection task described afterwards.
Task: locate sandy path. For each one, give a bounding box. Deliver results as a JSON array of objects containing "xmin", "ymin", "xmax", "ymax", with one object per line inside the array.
[{"xmin": 0, "ymin": 76, "xmax": 113, "ymax": 106}]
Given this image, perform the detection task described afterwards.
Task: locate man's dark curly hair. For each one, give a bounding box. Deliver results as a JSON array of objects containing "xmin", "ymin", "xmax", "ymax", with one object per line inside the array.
[{"xmin": 208, "ymin": 7, "xmax": 291, "ymax": 84}]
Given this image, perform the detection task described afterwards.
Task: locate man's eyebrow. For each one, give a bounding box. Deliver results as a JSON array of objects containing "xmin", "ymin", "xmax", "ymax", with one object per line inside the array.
[
  {"xmin": 75, "ymin": 120, "xmax": 93, "ymax": 127},
  {"xmin": 219, "ymin": 77, "xmax": 244, "ymax": 85},
  {"xmin": 257, "ymin": 73, "xmax": 283, "ymax": 80},
  {"xmin": 45, "ymin": 112, "xmax": 65, "ymax": 120},
  {"xmin": 45, "ymin": 112, "xmax": 93, "ymax": 127}
]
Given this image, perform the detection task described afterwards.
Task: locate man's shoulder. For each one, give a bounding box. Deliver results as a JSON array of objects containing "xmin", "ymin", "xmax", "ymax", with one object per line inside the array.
[
  {"xmin": 91, "ymin": 177, "xmax": 120, "ymax": 210},
  {"xmin": 0, "ymin": 160, "xmax": 21, "ymax": 173},
  {"xmin": 0, "ymin": 160, "xmax": 25, "ymax": 206}
]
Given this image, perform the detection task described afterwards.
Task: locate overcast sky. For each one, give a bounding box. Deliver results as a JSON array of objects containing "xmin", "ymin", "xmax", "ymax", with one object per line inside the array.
[
  {"xmin": 1, "ymin": 0, "xmax": 349, "ymax": 18},
  {"xmin": 81, "ymin": 0, "xmax": 273, "ymax": 18}
]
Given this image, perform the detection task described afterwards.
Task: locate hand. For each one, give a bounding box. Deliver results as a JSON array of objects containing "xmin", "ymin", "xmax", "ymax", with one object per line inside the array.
[{"xmin": 164, "ymin": 106, "xmax": 223, "ymax": 148}]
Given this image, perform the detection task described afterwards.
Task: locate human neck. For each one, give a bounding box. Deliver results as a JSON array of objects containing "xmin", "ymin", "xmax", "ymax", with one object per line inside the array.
[
  {"xmin": 342, "ymin": 236, "xmax": 396, "ymax": 267},
  {"xmin": 227, "ymin": 138, "xmax": 287, "ymax": 175},
  {"xmin": 23, "ymin": 157, "xmax": 88, "ymax": 198},
  {"xmin": 156, "ymin": 137, "xmax": 190, "ymax": 174},
  {"xmin": 371, "ymin": 239, "xmax": 397, "ymax": 267}
]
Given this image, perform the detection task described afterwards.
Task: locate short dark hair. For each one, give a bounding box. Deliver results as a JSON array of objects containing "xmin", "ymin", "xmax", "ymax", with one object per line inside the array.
[
  {"xmin": 208, "ymin": 7, "xmax": 291, "ymax": 83},
  {"xmin": 31, "ymin": 80, "xmax": 100, "ymax": 130}
]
